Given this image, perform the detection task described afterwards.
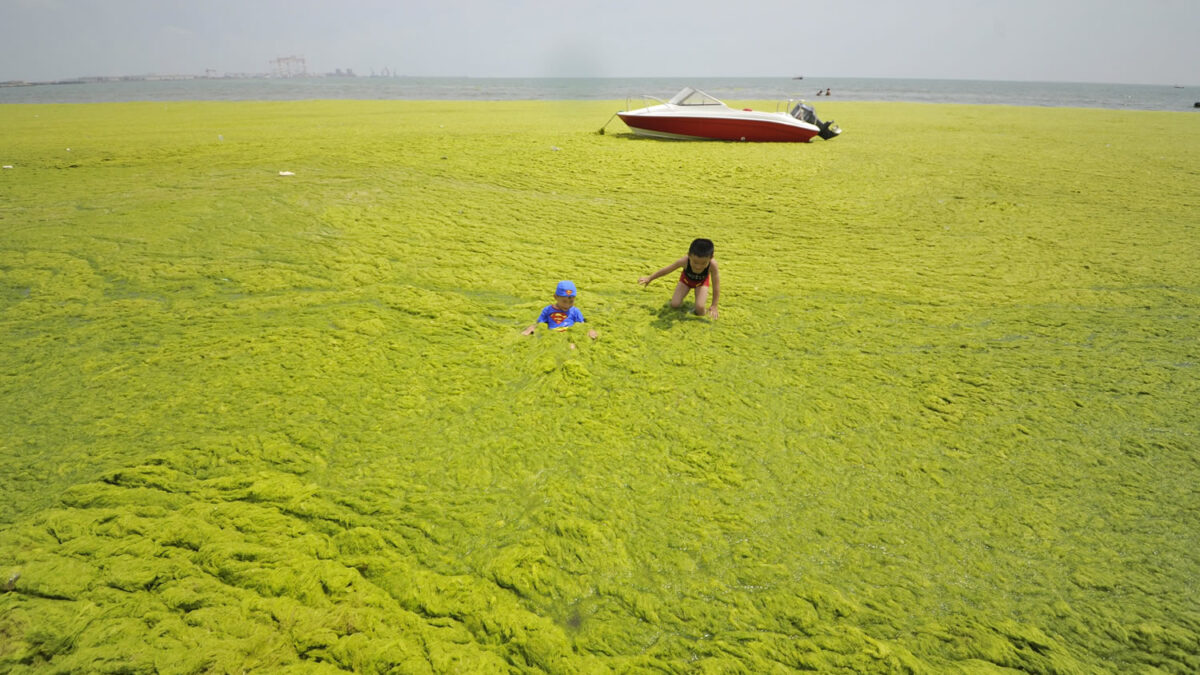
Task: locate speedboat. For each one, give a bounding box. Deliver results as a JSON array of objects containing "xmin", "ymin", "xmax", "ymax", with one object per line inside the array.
[{"xmin": 613, "ymin": 87, "xmax": 840, "ymax": 142}]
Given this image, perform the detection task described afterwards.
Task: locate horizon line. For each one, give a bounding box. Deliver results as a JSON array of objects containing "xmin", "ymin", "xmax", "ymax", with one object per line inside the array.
[{"xmin": 3, "ymin": 73, "xmax": 1194, "ymax": 89}]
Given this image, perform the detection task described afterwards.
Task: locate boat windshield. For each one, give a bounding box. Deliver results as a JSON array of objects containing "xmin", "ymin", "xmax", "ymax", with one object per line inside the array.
[{"xmin": 667, "ymin": 88, "xmax": 726, "ymax": 106}]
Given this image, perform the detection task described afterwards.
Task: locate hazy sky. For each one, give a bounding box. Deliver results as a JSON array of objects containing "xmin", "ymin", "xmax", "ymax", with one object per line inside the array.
[{"xmin": 2, "ymin": 0, "xmax": 1196, "ymax": 85}]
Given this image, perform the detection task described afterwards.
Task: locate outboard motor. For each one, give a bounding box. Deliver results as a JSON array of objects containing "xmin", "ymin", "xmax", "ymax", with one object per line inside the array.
[{"xmin": 792, "ymin": 102, "xmax": 841, "ymax": 140}]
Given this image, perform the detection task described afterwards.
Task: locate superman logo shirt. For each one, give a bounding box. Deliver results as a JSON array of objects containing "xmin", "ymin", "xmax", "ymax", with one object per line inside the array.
[{"xmin": 537, "ymin": 305, "xmax": 585, "ymax": 331}]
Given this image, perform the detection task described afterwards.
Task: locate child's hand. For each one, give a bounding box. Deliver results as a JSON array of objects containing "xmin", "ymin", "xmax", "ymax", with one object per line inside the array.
[
  {"xmin": 708, "ymin": 306, "xmax": 719, "ymax": 320},
  {"xmin": 637, "ymin": 276, "xmax": 651, "ymax": 286},
  {"xmin": 521, "ymin": 325, "xmax": 536, "ymax": 335},
  {"xmin": 588, "ymin": 329, "xmax": 598, "ymax": 340}
]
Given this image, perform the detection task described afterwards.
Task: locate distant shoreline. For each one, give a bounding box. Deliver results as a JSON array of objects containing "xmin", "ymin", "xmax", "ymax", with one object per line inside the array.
[
  {"xmin": 1, "ymin": 73, "xmax": 364, "ymax": 88},
  {"xmin": 4, "ymin": 73, "xmax": 1196, "ymax": 88}
]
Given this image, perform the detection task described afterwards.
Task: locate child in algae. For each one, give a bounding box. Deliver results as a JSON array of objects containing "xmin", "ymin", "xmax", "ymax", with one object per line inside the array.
[
  {"xmin": 522, "ymin": 280, "xmax": 599, "ymax": 343},
  {"xmin": 638, "ymin": 238, "xmax": 721, "ymax": 319}
]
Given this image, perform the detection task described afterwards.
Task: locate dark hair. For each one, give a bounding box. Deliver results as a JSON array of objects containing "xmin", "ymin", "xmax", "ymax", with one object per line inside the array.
[{"xmin": 688, "ymin": 238, "xmax": 714, "ymax": 257}]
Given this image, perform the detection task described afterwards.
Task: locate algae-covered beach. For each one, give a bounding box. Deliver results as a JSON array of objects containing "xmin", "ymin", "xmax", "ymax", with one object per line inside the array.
[{"xmin": 1, "ymin": 98, "xmax": 1197, "ymax": 673}]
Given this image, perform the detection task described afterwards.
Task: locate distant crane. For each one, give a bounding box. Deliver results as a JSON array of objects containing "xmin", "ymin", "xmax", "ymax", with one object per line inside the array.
[{"xmin": 270, "ymin": 56, "xmax": 307, "ymax": 78}]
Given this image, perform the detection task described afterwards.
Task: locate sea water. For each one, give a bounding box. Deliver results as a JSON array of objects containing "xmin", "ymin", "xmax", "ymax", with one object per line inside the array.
[{"xmin": 2, "ymin": 75, "xmax": 1195, "ymax": 111}]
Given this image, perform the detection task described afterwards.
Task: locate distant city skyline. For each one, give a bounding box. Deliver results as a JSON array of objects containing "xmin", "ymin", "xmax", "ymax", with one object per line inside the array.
[{"xmin": 2, "ymin": 0, "xmax": 1197, "ymax": 86}]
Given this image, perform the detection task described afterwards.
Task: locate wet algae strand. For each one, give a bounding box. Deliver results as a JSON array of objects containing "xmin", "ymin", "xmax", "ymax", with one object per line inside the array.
[{"xmin": 1, "ymin": 100, "xmax": 1198, "ymax": 673}]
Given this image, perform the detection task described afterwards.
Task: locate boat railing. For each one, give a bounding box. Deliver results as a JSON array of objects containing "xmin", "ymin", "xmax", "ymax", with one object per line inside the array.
[
  {"xmin": 778, "ymin": 98, "xmax": 808, "ymax": 117},
  {"xmin": 624, "ymin": 94, "xmax": 668, "ymax": 111}
]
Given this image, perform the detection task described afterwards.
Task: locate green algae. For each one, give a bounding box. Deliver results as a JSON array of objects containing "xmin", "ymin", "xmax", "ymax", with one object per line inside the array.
[{"xmin": 1, "ymin": 99, "xmax": 1198, "ymax": 673}]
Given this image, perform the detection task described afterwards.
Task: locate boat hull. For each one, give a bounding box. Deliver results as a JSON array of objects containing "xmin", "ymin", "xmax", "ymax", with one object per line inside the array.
[{"xmin": 617, "ymin": 111, "xmax": 820, "ymax": 142}]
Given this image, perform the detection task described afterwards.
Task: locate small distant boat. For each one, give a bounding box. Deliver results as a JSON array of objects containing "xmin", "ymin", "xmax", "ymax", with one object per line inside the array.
[{"xmin": 612, "ymin": 87, "xmax": 839, "ymax": 142}]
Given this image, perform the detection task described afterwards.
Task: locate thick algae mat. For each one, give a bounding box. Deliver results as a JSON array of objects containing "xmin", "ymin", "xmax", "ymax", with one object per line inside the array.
[{"xmin": 1, "ymin": 98, "xmax": 1198, "ymax": 674}]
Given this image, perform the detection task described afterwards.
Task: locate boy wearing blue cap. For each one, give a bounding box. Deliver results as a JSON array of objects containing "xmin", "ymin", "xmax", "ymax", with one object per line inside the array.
[{"xmin": 522, "ymin": 280, "xmax": 599, "ymax": 341}]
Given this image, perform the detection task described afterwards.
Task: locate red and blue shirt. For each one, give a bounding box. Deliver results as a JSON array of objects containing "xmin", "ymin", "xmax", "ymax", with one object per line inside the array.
[{"xmin": 537, "ymin": 305, "xmax": 585, "ymax": 331}]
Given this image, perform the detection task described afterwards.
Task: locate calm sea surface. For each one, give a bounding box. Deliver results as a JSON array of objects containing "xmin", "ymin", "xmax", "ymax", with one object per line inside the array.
[{"xmin": 1, "ymin": 76, "xmax": 1195, "ymax": 111}]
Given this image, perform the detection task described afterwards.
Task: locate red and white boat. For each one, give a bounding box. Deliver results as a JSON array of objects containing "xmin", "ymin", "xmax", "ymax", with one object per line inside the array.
[{"xmin": 614, "ymin": 87, "xmax": 840, "ymax": 142}]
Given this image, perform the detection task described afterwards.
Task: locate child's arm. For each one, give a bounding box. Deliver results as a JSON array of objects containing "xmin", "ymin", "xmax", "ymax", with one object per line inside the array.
[
  {"xmin": 638, "ymin": 256, "xmax": 687, "ymax": 286},
  {"xmin": 523, "ymin": 306, "xmax": 550, "ymax": 335},
  {"xmin": 707, "ymin": 260, "xmax": 720, "ymax": 319},
  {"xmin": 575, "ymin": 308, "xmax": 598, "ymax": 339}
]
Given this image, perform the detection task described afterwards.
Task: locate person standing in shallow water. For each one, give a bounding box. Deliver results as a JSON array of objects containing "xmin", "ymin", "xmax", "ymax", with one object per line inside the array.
[{"xmin": 638, "ymin": 238, "xmax": 720, "ymax": 319}]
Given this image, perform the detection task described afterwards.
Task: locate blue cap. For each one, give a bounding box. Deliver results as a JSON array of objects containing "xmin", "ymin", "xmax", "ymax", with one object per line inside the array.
[{"xmin": 555, "ymin": 280, "xmax": 577, "ymax": 297}]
